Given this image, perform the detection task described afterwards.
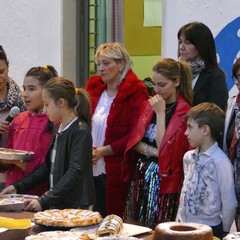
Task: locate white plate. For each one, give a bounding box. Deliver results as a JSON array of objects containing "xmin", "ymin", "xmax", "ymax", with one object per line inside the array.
[
  {"xmin": 0, "ymin": 194, "xmax": 39, "ymax": 211},
  {"xmin": 0, "ymin": 227, "xmax": 8, "ymax": 233},
  {"xmin": 71, "ymin": 223, "xmax": 152, "ymax": 239},
  {"xmin": 120, "ymin": 223, "xmax": 152, "ymax": 237}
]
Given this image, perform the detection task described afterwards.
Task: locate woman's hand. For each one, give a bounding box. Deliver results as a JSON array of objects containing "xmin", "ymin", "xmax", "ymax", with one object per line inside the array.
[
  {"xmin": 0, "ymin": 119, "xmax": 10, "ymax": 134},
  {"xmin": 24, "ymin": 199, "xmax": 42, "ymax": 212},
  {"xmin": 92, "ymin": 146, "xmax": 104, "ymax": 165},
  {"xmin": 0, "ymin": 185, "xmax": 16, "ymax": 194},
  {"xmin": 148, "ymin": 94, "xmax": 166, "ymax": 114},
  {"xmin": 92, "ymin": 145, "xmax": 113, "ymax": 165}
]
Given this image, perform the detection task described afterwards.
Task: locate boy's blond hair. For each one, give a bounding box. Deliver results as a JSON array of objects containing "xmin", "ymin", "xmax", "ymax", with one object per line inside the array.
[{"xmin": 186, "ymin": 102, "xmax": 225, "ymax": 140}]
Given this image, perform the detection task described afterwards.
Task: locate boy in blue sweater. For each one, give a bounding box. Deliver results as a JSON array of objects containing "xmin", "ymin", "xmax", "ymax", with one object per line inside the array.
[{"xmin": 178, "ymin": 102, "xmax": 237, "ymax": 239}]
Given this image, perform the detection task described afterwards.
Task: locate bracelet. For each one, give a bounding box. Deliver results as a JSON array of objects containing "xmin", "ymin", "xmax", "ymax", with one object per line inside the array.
[{"xmin": 144, "ymin": 144, "xmax": 150, "ymax": 158}]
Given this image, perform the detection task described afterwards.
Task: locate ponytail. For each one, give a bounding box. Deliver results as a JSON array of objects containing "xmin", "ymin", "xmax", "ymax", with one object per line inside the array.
[{"xmin": 75, "ymin": 88, "xmax": 92, "ymax": 129}]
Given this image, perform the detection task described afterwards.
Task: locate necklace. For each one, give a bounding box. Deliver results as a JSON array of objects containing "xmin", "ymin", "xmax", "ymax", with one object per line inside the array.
[
  {"xmin": 165, "ymin": 102, "xmax": 176, "ymax": 115},
  {"xmin": 59, "ymin": 115, "xmax": 77, "ymax": 133}
]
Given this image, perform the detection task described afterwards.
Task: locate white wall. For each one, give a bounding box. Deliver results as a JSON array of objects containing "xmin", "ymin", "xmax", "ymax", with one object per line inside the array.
[{"xmin": 0, "ymin": 0, "xmax": 62, "ymax": 86}]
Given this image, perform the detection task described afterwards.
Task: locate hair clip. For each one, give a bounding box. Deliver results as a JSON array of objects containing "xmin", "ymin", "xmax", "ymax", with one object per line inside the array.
[
  {"xmin": 42, "ymin": 65, "xmax": 48, "ymax": 69},
  {"xmin": 75, "ymin": 88, "xmax": 79, "ymax": 95}
]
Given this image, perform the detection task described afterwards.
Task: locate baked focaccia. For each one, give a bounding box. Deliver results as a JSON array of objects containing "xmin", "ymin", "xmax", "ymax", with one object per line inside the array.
[
  {"xmin": 32, "ymin": 209, "xmax": 102, "ymax": 227},
  {"xmin": 96, "ymin": 214, "xmax": 123, "ymax": 236},
  {"xmin": 25, "ymin": 231, "xmax": 90, "ymax": 240}
]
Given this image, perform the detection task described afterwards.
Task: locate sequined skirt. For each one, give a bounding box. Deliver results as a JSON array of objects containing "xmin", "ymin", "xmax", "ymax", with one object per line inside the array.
[{"xmin": 125, "ymin": 158, "xmax": 180, "ymax": 229}]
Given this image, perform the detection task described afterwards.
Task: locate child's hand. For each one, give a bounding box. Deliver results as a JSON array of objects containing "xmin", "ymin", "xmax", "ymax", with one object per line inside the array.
[
  {"xmin": 24, "ymin": 199, "xmax": 42, "ymax": 212},
  {"xmin": 0, "ymin": 185, "xmax": 16, "ymax": 194}
]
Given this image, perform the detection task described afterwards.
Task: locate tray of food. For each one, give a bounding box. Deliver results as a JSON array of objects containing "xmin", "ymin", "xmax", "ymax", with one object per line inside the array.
[
  {"xmin": 71, "ymin": 214, "xmax": 151, "ymax": 239},
  {"xmin": 0, "ymin": 194, "xmax": 39, "ymax": 211},
  {"xmin": 32, "ymin": 209, "xmax": 103, "ymax": 228},
  {"xmin": 25, "ymin": 231, "xmax": 90, "ymax": 240},
  {"xmin": 25, "ymin": 231, "xmax": 144, "ymax": 240},
  {"xmin": 0, "ymin": 148, "xmax": 34, "ymax": 161}
]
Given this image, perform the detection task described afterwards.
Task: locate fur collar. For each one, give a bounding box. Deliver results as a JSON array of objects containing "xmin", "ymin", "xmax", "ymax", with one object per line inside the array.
[{"xmin": 86, "ymin": 69, "xmax": 147, "ymax": 110}]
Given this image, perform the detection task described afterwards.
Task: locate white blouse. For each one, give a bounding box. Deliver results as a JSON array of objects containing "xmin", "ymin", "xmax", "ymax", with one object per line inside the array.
[{"xmin": 92, "ymin": 90, "xmax": 115, "ymax": 176}]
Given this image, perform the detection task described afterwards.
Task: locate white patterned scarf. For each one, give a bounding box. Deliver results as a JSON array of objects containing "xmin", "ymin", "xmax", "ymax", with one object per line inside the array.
[{"xmin": 188, "ymin": 59, "xmax": 205, "ymax": 79}]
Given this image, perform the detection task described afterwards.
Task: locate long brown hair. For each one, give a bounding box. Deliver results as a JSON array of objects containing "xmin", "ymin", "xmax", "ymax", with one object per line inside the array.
[{"xmin": 152, "ymin": 58, "xmax": 193, "ymax": 105}]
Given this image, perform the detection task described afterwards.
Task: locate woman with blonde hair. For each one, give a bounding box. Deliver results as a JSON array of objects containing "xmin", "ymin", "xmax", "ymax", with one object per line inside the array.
[{"xmin": 85, "ymin": 42, "xmax": 148, "ymax": 217}]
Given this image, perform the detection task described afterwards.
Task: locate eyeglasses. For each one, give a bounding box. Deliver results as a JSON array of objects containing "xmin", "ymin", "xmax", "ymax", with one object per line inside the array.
[{"xmin": 232, "ymin": 75, "xmax": 240, "ymax": 83}]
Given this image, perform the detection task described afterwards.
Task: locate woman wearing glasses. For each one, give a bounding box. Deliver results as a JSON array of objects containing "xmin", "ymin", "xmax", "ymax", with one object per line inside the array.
[{"xmin": 223, "ymin": 57, "xmax": 240, "ymax": 231}]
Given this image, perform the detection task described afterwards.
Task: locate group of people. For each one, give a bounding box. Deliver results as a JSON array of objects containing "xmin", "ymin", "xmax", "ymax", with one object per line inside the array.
[{"xmin": 0, "ymin": 21, "xmax": 238, "ymax": 240}]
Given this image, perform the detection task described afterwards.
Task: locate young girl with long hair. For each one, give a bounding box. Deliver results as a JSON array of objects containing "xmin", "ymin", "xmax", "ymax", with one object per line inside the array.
[
  {"xmin": 1, "ymin": 77, "xmax": 95, "ymax": 211},
  {"xmin": 0, "ymin": 65, "xmax": 57, "ymax": 195}
]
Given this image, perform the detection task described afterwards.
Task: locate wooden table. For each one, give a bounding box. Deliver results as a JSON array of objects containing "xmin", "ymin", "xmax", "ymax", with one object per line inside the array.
[{"xmin": 0, "ymin": 211, "xmax": 154, "ymax": 240}]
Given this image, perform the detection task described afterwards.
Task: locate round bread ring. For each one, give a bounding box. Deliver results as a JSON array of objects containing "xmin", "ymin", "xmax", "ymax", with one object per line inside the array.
[{"xmin": 152, "ymin": 222, "xmax": 219, "ymax": 240}]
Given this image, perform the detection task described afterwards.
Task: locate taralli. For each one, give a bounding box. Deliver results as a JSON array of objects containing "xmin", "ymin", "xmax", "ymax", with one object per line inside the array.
[
  {"xmin": 96, "ymin": 214, "xmax": 123, "ymax": 236},
  {"xmin": 32, "ymin": 209, "xmax": 102, "ymax": 227}
]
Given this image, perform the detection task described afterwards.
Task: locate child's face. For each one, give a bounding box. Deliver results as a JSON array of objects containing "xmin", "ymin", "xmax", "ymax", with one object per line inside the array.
[
  {"xmin": 42, "ymin": 89, "xmax": 60, "ymax": 122},
  {"xmin": 185, "ymin": 118, "xmax": 205, "ymax": 147},
  {"xmin": 152, "ymin": 71, "xmax": 179, "ymax": 104},
  {"xmin": 22, "ymin": 76, "xmax": 43, "ymax": 112}
]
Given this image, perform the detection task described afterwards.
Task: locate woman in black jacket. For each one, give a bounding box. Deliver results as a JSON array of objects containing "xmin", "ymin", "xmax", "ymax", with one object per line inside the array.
[
  {"xmin": 177, "ymin": 21, "xmax": 228, "ymax": 112},
  {"xmin": 1, "ymin": 77, "xmax": 95, "ymax": 211}
]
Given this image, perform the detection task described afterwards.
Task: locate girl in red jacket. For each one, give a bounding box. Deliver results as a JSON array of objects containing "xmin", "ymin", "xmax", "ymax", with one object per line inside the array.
[
  {"xmin": 0, "ymin": 66, "xmax": 58, "ymax": 195},
  {"xmin": 124, "ymin": 58, "xmax": 193, "ymax": 228}
]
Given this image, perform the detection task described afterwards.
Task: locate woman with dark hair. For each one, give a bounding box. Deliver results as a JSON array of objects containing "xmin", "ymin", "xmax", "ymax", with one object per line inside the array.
[
  {"xmin": 0, "ymin": 65, "xmax": 58, "ymax": 195},
  {"xmin": 0, "ymin": 46, "xmax": 26, "ymax": 190},
  {"xmin": 223, "ymin": 58, "xmax": 240, "ymax": 231},
  {"xmin": 0, "ymin": 46, "xmax": 25, "ymax": 145},
  {"xmin": 177, "ymin": 22, "xmax": 228, "ymax": 111}
]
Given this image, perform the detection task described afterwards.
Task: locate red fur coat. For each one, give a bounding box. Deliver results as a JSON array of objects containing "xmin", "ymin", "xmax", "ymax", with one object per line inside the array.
[{"xmin": 85, "ymin": 69, "xmax": 148, "ymax": 217}]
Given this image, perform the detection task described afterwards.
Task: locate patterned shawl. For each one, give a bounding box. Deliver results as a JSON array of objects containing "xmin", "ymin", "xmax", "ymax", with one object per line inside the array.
[{"xmin": 0, "ymin": 77, "xmax": 26, "ymax": 112}]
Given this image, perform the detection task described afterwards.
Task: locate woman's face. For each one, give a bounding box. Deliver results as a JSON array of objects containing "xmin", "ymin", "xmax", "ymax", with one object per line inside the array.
[
  {"xmin": 234, "ymin": 68, "xmax": 240, "ymax": 92},
  {"xmin": 0, "ymin": 60, "xmax": 9, "ymax": 92},
  {"xmin": 97, "ymin": 56, "xmax": 124, "ymax": 84},
  {"xmin": 152, "ymin": 71, "xmax": 179, "ymax": 104},
  {"xmin": 178, "ymin": 34, "xmax": 200, "ymax": 62},
  {"xmin": 22, "ymin": 76, "xmax": 44, "ymax": 112}
]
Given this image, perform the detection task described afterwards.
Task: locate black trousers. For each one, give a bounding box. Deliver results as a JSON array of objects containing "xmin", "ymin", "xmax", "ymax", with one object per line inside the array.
[
  {"xmin": 211, "ymin": 222, "xmax": 223, "ymax": 239},
  {"xmin": 93, "ymin": 174, "xmax": 107, "ymax": 218}
]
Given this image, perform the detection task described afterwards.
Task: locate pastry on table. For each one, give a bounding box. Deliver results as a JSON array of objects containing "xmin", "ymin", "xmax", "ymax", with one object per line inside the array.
[
  {"xmin": 224, "ymin": 232, "xmax": 240, "ymax": 239},
  {"xmin": 96, "ymin": 237, "xmax": 143, "ymax": 240},
  {"xmin": 32, "ymin": 209, "xmax": 102, "ymax": 227},
  {"xmin": 25, "ymin": 231, "xmax": 90, "ymax": 240},
  {"xmin": 96, "ymin": 214, "xmax": 123, "ymax": 236}
]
